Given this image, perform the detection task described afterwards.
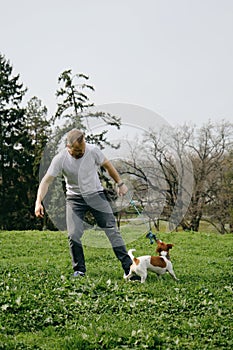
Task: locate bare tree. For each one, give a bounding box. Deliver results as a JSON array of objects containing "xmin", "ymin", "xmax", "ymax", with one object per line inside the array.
[
  {"xmin": 119, "ymin": 125, "xmax": 193, "ymax": 231},
  {"xmin": 118, "ymin": 120, "xmax": 233, "ymax": 233},
  {"xmin": 187, "ymin": 120, "xmax": 233, "ymax": 231},
  {"xmin": 203, "ymin": 150, "xmax": 233, "ymax": 233}
]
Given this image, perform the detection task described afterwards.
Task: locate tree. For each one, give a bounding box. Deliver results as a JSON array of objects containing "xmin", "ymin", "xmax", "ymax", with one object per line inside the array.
[
  {"xmin": 186, "ymin": 121, "xmax": 233, "ymax": 231},
  {"xmin": 0, "ymin": 54, "xmax": 30, "ymax": 229},
  {"xmin": 118, "ymin": 132, "xmax": 172, "ymax": 231},
  {"xmin": 25, "ymin": 97, "xmax": 51, "ymax": 176},
  {"xmin": 54, "ymin": 69, "xmax": 121, "ymax": 144},
  {"xmin": 25, "ymin": 96, "xmax": 53, "ymax": 229},
  {"xmin": 118, "ymin": 121, "xmax": 233, "ymax": 233},
  {"xmin": 118, "ymin": 125, "xmax": 194, "ymax": 232},
  {"xmin": 203, "ymin": 150, "xmax": 233, "ymax": 233}
]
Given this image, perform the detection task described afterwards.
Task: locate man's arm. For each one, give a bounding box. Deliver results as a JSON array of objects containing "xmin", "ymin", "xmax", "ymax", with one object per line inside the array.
[
  {"xmin": 35, "ymin": 174, "xmax": 55, "ymax": 218},
  {"xmin": 101, "ymin": 159, "xmax": 128, "ymax": 196}
]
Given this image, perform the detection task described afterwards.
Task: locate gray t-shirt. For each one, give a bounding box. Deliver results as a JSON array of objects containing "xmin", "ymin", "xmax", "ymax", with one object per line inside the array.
[{"xmin": 46, "ymin": 144, "xmax": 106, "ymax": 196}]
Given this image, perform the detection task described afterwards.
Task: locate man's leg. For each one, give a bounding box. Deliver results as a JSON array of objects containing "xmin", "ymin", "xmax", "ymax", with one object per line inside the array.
[
  {"xmin": 88, "ymin": 192, "xmax": 132, "ymax": 274},
  {"xmin": 66, "ymin": 196, "xmax": 87, "ymax": 273}
]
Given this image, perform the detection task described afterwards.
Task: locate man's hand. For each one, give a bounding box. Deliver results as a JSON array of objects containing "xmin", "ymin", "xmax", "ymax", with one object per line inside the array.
[
  {"xmin": 102, "ymin": 159, "xmax": 129, "ymax": 197},
  {"xmin": 34, "ymin": 174, "xmax": 54, "ymax": 218},
  {"xmin": 35, "ymin": 202, "xmax": 44, "ymax": 218},
  {"xmin": 117, "ymin": 183, "xmax": 128, "ymax": 196}
]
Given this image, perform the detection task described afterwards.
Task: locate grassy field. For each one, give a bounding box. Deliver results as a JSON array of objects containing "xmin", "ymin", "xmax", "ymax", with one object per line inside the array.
[{"xmin": 0, "ymin": 228, "xmax": 232, "ymax": 349}]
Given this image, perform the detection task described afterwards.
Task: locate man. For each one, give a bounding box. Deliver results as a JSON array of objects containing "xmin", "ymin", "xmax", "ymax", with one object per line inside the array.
[{"xmin": 35, "ymin": 129, "xmax": 136, "ymax": 279}]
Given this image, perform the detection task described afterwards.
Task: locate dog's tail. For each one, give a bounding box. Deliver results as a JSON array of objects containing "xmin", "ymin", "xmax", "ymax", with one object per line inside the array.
[{"xmin": 128, "ymin": 248, "xmax": 136, "ymax": 261}]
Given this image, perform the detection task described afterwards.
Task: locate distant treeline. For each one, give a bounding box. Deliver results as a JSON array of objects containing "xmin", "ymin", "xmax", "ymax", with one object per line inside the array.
[{"xmin": 0, "ymin": 53, "xmax": 232, "ymax": 233}]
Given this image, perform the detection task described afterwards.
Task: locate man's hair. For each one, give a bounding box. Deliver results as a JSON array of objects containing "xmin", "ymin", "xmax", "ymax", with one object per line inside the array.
[{"xmin": 67, "ymin": 129, "xmax": 84, "ymax": 146}]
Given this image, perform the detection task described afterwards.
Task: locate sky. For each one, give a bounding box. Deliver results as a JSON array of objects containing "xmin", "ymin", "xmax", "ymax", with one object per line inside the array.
[{"xmin": 1, "ymin": 0, "xmax": 233, "ymax": 127}]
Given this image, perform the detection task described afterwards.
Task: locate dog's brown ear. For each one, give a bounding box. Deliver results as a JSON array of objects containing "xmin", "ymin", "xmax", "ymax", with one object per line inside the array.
[{"xmin": 167, "ymin": 244, "xmax": 174, "ymax": 250}]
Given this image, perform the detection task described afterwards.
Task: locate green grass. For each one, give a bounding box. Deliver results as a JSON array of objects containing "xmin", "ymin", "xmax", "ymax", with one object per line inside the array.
[{"xmin": 0, "ymin": 229, "xmax": 232, "ymax": 349}]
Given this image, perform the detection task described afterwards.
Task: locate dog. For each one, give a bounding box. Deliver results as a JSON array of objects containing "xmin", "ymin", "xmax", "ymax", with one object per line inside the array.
[{"xmin": 124, "ymin": 240, "xmax": 179, "ymax": 283}]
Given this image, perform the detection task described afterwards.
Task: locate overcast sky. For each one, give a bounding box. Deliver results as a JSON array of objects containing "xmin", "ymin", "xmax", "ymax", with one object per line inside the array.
[{"xmin": 1, "ymin": 0, "xmax": 233, "ymax": 127}]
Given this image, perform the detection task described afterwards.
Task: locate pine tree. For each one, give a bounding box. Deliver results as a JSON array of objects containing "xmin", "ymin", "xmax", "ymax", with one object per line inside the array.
[
  {"xmin": 0, "ymin": 54, "xmax": 30, "ymax": 229},
  {"xmin": 25, "ymin": 96, "xmax": 53, "ymax": 229},
  {"xmin": 54, "ymin": 69, "xmax": 121, "ymax": 144}
]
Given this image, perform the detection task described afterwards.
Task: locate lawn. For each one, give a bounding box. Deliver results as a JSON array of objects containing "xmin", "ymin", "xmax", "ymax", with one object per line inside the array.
[{"xmin": 0, "ymin": 229, "xmax": 232, "ymax": 349}]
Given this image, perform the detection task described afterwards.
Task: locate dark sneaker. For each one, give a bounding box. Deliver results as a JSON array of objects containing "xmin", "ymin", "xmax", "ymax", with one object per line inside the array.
[{"xmin": 73, "ymin": 271, "xmax": 85, "ymax": 277}]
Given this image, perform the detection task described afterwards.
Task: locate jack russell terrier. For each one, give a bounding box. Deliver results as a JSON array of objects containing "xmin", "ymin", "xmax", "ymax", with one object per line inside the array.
[{"xmin": 124, "ymin": 240, "xmax": 179, "ymax": 283}]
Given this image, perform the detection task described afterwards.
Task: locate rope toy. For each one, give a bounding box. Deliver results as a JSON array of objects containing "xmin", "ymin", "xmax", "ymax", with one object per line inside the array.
[{"xmin": 146, "ymin": 231, "xmax": 158, "ymax": 244}]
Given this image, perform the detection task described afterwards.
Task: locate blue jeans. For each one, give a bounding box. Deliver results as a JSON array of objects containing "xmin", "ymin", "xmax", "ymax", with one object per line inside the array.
[{"xmin": 66, "ymin": 192, "xmax": 132, "ymax": 274}]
